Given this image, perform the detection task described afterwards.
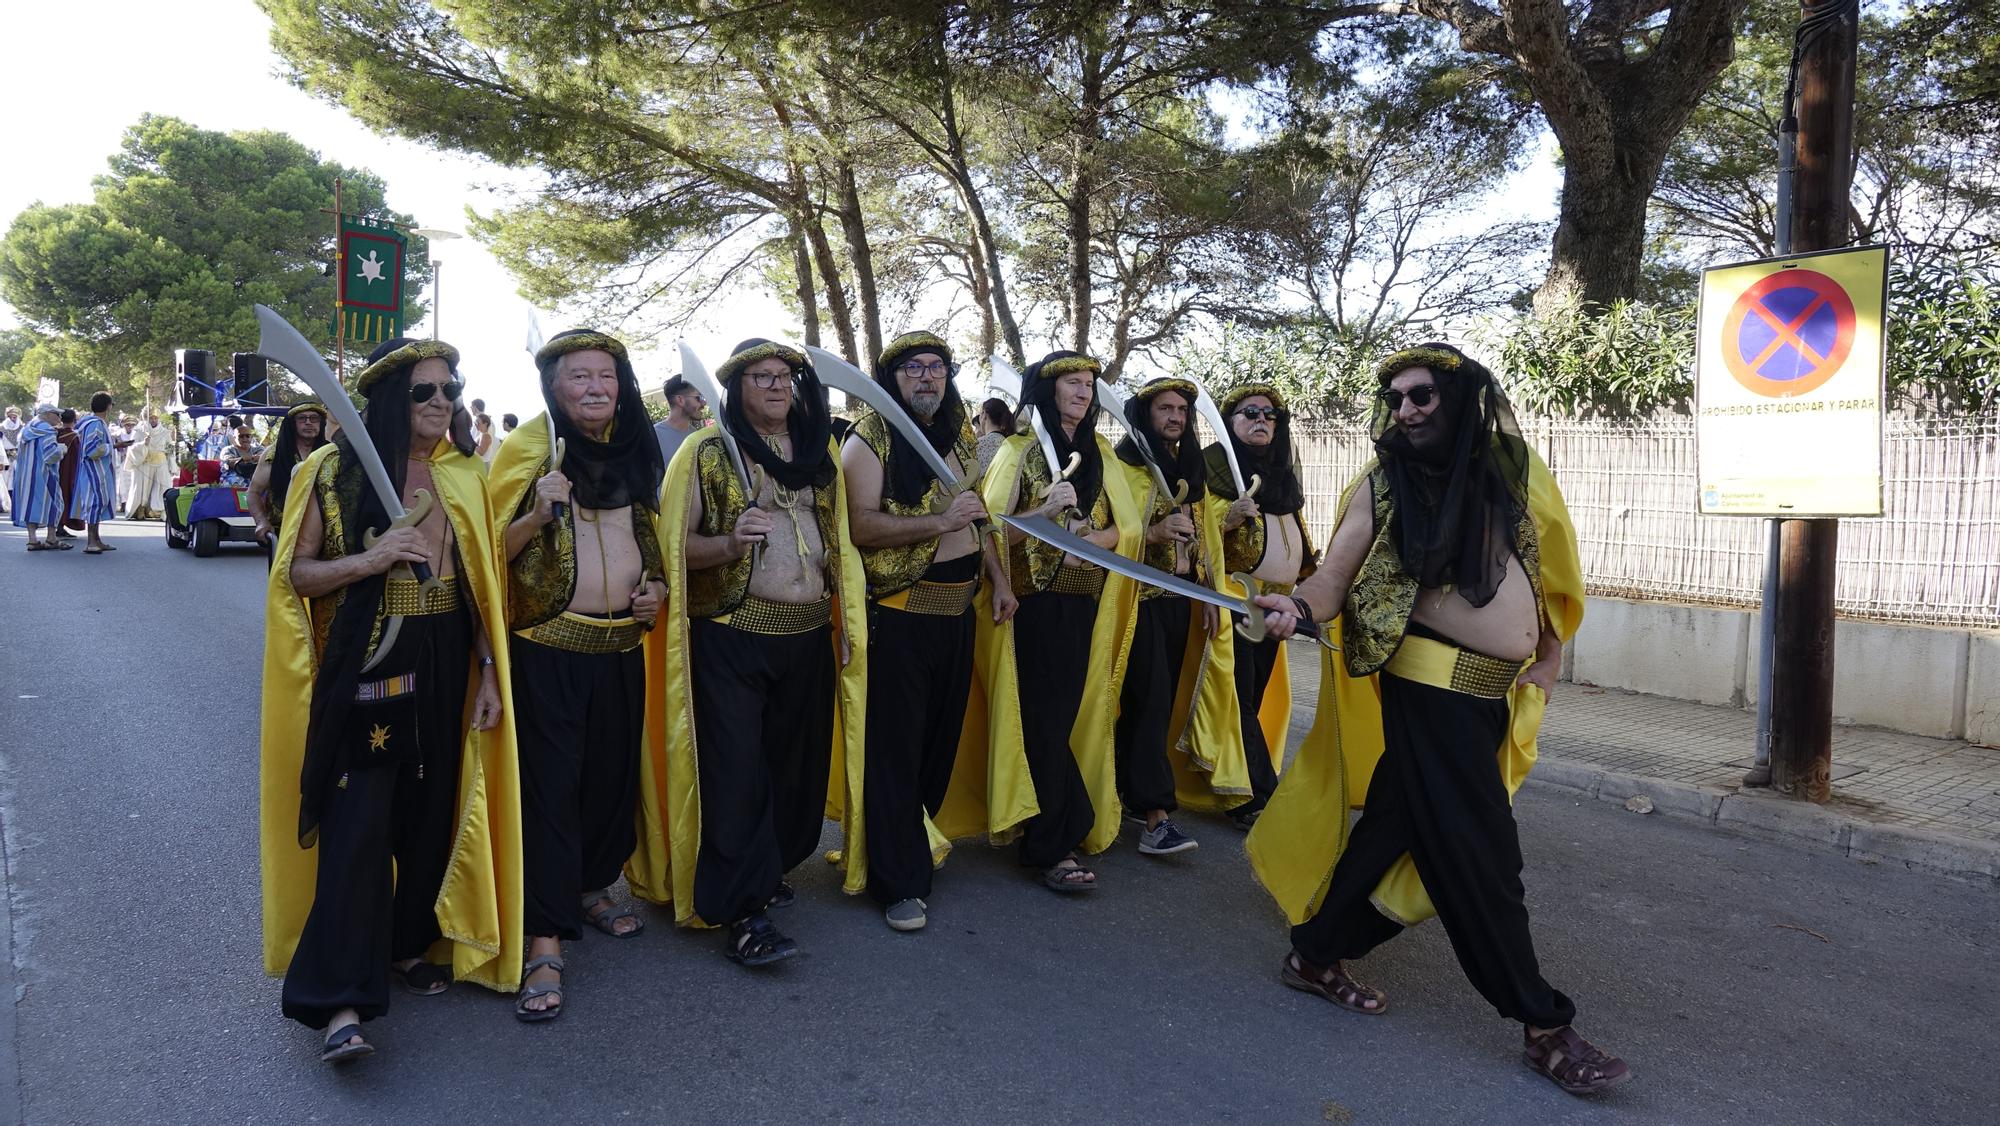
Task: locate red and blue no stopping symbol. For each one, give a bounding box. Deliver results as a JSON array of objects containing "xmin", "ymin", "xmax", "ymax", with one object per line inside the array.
[{"xmin": 1721, "ymin": 268, "xmax": 1855, "ymax": 397}]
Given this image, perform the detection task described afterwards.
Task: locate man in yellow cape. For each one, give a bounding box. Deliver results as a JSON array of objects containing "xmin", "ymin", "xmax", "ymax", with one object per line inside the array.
[
  {"xmin": 488, "ymin": 328, "xmax": 667, "ymax": 1022},
  {"xmin": 1187, "ymin": 382, "xmax": 1316, "ymax": 829},
  {"xmin": 259, "ymin": 337, "xmax": 523, "ymax": 1064},
  {"xmin": 1106, "ymin": 376, "xmax": 1238, "ymax": 857},
  {"xmin": 624, "ymin": 338, "xmax": 867, "ymax": 968},
  {"xmin": 838, "ymin": 331, "xmax": 1024, "ymax": 933},
  {"xmin": 1246, "ymin": 344, "xmax": 1629, "ymax": 1095},
  {"xmin": 971, "ymin": 349, "xmax": 1143, "ymax": 892}
]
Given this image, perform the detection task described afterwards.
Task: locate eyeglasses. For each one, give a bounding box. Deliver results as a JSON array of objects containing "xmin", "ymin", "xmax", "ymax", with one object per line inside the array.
[
  {"xmin": 897, "ymin": 361, "xmax": 958, "ymax": 381},
  {"xmin": 747, "ymin": 370, "xmax": 791, "ymax": 390},
  {"xmin": 1234, "ymin": 406, "xmax": 1283, "ymax": 422},
  {"xmin": 410, "ymin": 380, "xmax": 464, "ymax": 404},
  {"xmin": 1378, "ymin": 385, "xmax": 1438, "ymax": 411}
]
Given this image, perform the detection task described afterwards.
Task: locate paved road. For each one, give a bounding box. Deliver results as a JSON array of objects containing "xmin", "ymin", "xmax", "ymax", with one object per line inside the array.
[{"xmin": 1, "ymin": 519, "xmax": 1995, "ymax": 1125}]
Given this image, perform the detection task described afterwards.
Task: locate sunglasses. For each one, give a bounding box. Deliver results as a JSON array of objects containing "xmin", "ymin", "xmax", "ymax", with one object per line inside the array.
[
  {"xmin": 410, "ymin": 380, "xmax": 465, "ymax": 404},
  {"xmin": 1235, "ymin": 406, "xmax": 1283, "ymax": 422},
  {"xmin": 1378, "ymin": 384, "xmax": 1438, "ymax": 411}
]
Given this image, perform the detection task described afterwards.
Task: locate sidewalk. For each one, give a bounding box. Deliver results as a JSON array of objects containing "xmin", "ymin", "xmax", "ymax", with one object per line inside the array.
[{"xmin": 1282, "ymin": 643, "xmax": 2000, "ymax": 883}]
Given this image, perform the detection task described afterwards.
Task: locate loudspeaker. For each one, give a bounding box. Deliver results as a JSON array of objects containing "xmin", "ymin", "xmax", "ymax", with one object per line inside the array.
[
  {"xmin": 232, "ymin": 353, "xmax": 268, "ymax": 406},
  {"xmin": 175, "ymin": 349, "xmax": 216, "ymax": 408}
]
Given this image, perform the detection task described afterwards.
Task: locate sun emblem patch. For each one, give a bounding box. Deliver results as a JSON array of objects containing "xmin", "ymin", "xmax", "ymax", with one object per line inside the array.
[{"xmin": 369, "ymin": 724, "xmax": 392, "ymax": 752}]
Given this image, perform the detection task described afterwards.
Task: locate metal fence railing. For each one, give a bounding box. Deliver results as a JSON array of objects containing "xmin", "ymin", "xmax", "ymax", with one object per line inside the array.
[{"xmin": 1287, "ymin": 415, "xmax": 2000, "ymax": 630}]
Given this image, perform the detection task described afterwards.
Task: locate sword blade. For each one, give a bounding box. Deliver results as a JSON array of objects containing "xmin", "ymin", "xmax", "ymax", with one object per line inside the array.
[
  {"xmin": 804, "ymin": 345, "xmax": 962, "ymax": 490},
  {"xmin": 1190, "ymin": 379, "xmax": 1248, "ymax": 495},
  {"xmin": 996, "ymin": 513, "xmax": 1326, "ymax": 644},
  {"xmin": 252, "ymin": 304, "xmax": 406, "ymax": 521}
]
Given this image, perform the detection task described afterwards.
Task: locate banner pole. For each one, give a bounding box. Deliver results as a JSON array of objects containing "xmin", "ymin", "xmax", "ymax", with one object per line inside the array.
[{"xmin": 334, "ymin": 178, "xmax": 345, "ymax": 386}]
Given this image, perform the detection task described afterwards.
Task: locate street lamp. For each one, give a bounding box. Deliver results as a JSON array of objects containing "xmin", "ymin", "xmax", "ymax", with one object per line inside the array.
[{"xmin": 411, "ymin": 228, "xmax": 465, "ymax": 340}]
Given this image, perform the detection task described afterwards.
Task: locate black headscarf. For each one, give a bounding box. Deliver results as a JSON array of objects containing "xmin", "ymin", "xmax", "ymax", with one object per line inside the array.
[
  {"xmin": 535, "ymin": 329, "xmax": 666, "ymax": 512},
  {"xmin": 1370, "ymin": 342, "xmax": 1529, "ymax": 607},
  {"xmin": 268, "ymin": 403, "xmax": 329, "ymax": 515},
  {"xmin": 717, "ymin": 338, "xmax": 836, "ymax": 491},
  {"xmin": 1205, "ymin": 382, "xmax": 1304, "ymax": 516},
  {"xmin": 298, "ymin": 337, "xmax": 457, "ymax": 846},
  {"xmin": 1113, "ymin": 377, "xmax": 1207, "ymax": 504},
  {"xmin": 1018, "ymin": 350, "xmax": 1105, "ymax": 512},
  {"xmin": 873, "ymin": 330, "xmax": 966, "ymax": 508}
]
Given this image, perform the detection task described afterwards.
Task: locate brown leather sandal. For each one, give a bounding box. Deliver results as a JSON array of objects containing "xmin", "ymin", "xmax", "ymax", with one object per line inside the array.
[
  {"xmin": 1523, "ymin": 1025, "xmax": 1631, "ymax": 1095},
  {"xmin": 1279, "ymin": 951, "xmax": 1387, "ymax": 1015}
]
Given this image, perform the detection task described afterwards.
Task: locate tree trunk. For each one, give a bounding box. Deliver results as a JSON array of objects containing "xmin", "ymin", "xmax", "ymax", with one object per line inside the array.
[
  {"xmin": 937, "ymin": 60, "xmax": 1024, "ymax": 364},
  {"xmin": 802, "ymin": 208, "xmax": 859, "ymax": 362},
  {"xmin": 832, "ymin": 159, "xmax": 882, "ymax": 364},
  {"xmin": 1066, "ymin": 48, "xmax": 1105, "ymax": 354},
  {"xmin": 1534, "ymin": 142, "xmax": 1660, "ymax": 311},
  {"xmin": 965, "ymin": 244, "xmax": 997, "ymax": 361},
  {"xmin": 789, "ymin": 218, "xmax": 821, "ymax": 348}
]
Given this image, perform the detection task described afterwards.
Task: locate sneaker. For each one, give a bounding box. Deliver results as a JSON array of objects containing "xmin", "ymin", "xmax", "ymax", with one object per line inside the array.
[
  {"xmin": 884, "ymin": 898, "xmax": 927, "ymax": 932},
  {"xmin": 767, "ymin": 881, "xmax": 796, "ymax": 909},
  {"xmin": 1139, "ymin": 819, "xmax": 1198, "ymax": 856}
]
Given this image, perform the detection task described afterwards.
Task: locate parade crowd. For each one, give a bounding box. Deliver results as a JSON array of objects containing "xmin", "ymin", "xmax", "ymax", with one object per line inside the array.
[
  {"xmin": 4, "ymin": 397, "xmax": 175, "ymax": 551},
  {"xmin": 226, "ymin": 325, "xmax": 1626, "ymax": 1095}
]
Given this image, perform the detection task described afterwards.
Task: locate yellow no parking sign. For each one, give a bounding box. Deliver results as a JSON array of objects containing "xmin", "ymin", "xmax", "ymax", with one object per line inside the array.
[{"xmin": 1695, "ymin": 244, "xmax": 1889, "ymax": 516}]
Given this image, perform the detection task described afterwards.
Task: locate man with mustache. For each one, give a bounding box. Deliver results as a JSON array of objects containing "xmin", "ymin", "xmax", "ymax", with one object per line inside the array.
[
  {"xmin": 840, "ymin": 331, "xmax": 1020, "ymax": 932},
  {"xmin": 1248, "ymin": 344, "xmax": 1625, "ymax": 1094},
  {"xmin": 491, "ymin": 329, "xmax": 668, "ymax": 1021},
  {"xmin": 635, "ymin": 338, "xmax": 865, "ymax": 968},
  {"xmin": 261, "ymin": 337, "xmax": 520, "ymax": 1065},
  {"xmin": 1197, "ymin": 384, "xmax": 1316, "ymax": 829}
]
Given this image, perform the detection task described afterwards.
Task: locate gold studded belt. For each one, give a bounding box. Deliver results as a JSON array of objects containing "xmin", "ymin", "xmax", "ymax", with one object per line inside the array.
[
  {"xmin": 1047, "ymin": 564, "xmax": 1105, "ymax": 597},
  {"xmin": 877, "ymin": 578, "xmax": 978, "ymax": 617},
  {"xmin": 1385, "ymin": 634, "xmax": 1527, "ymax": 700},
  {"xmin": 518, "ymin": 611, "xmax": 646, "ymax": 654},
  {"xmin": 715, "ymin": 594, "xmax": 832, "ymax": 636},
  {"xmin": 382, "ymin": 573, "xmax": 460, "ymax": 616}
]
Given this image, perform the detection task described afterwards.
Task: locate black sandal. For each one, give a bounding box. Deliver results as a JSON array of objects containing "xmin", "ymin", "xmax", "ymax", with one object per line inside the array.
[
  {"xmin": 515, "ymin": 954, "xmax": 566, "ymax": 1023},
  {"xmin": 1280, "ymin": 951, "xmax": 1388, "ymax": 1015},
  {"xmin": 1040, "ymin": 855, "xmax": 1097, "ymax": 894},
  {"xmin": 320, "ymin": 1023, "xmax": 373, "ymax": 1064},
  {"xmin": 726, "ymin": 913, "xmax": 798, "ymax": 967},
  {"xmin": 766, "ymin": 881, "xmax": 796, "ymax": 909},
  {"xmin": 582, "ymin": 895, "xmax": 646, "ymax": 938},
  {"xmin": 391, "ymin": 959, "xmax": 450, "ymax": 996},
  {"xmin": 1523, "ymin": 1025, "xmax": 1632, "ymax": 1094}
]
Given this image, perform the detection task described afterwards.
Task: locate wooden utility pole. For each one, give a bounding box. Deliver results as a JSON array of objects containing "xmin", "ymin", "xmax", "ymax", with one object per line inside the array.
[{"xmin": 1769, "ymin": 0, "xmax": 1859, "ymax": 801}]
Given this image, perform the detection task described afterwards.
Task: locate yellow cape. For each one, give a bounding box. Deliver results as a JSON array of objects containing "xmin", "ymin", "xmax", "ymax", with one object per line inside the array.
[
  {"xmin": 970, "ymin": 433, "xmax": 1144, "ymax": 854},
  {"xmin": 1246, "ymin": 451, "xmax": 1582, "ymax": 926},
  {"xmin": 485, "ymin": 410, "xmax": 549, "ymax": 532},
  {"xmin": 259, "ymin": 441, "xmax": 525, "ymax": 991},
  {"xmin": 626, "ymin": 429, "xmax": 870, "ymax": 923}
]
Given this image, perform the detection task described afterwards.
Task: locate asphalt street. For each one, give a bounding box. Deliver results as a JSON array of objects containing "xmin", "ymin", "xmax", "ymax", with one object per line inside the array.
[{"xmin": 1, "ymin": 518, "xmax": 1995, "ymax": 1125}]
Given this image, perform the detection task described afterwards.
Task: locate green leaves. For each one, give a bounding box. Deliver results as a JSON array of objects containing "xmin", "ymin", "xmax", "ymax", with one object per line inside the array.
[{"xmin": 0, "ymin": 114, "xmax": 426, "ymax": 399}]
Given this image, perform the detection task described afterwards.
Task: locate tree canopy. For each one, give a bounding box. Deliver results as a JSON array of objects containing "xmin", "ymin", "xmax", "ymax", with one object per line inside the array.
[{"xmin": 0, "ymin": 114, "xmax": 427, "ymax": 402}]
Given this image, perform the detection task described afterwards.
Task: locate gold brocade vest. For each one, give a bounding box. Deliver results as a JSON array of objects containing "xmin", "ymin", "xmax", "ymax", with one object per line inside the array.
[
  {"xmin": 1341, "ymin": 463, "xmax": 1545, "ymax": 677},
  {"xmin": 1010, "ymin": 443, "xmax": 1114, "ymax": 597},
  {"xmin": 1205, "ymin": 459, "xmax": 1318, "ymax": 587},
  {"xmin": 1128, "ymin": 466, "xmax": 1202, "ymax": 601},
  {"xmin": 684, "ymin": 438, "xmax": 842, "ymax": 619},
  {"xmin": 852, "ymin": 409, "xmax": 979, "ymax": 597},
  {"xmin": 503, "ymin": 449, "xmax": 665, "ymax": 631},
  {"xmin": 305, "ymin": 448, "xmax": 462, "ymax": 661}
]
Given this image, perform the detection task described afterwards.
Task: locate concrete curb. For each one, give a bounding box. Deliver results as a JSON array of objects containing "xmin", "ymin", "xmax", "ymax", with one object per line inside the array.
[{"xmin": 1526, "ymin": 757, "xmax": 2000, "ymax": 886}]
